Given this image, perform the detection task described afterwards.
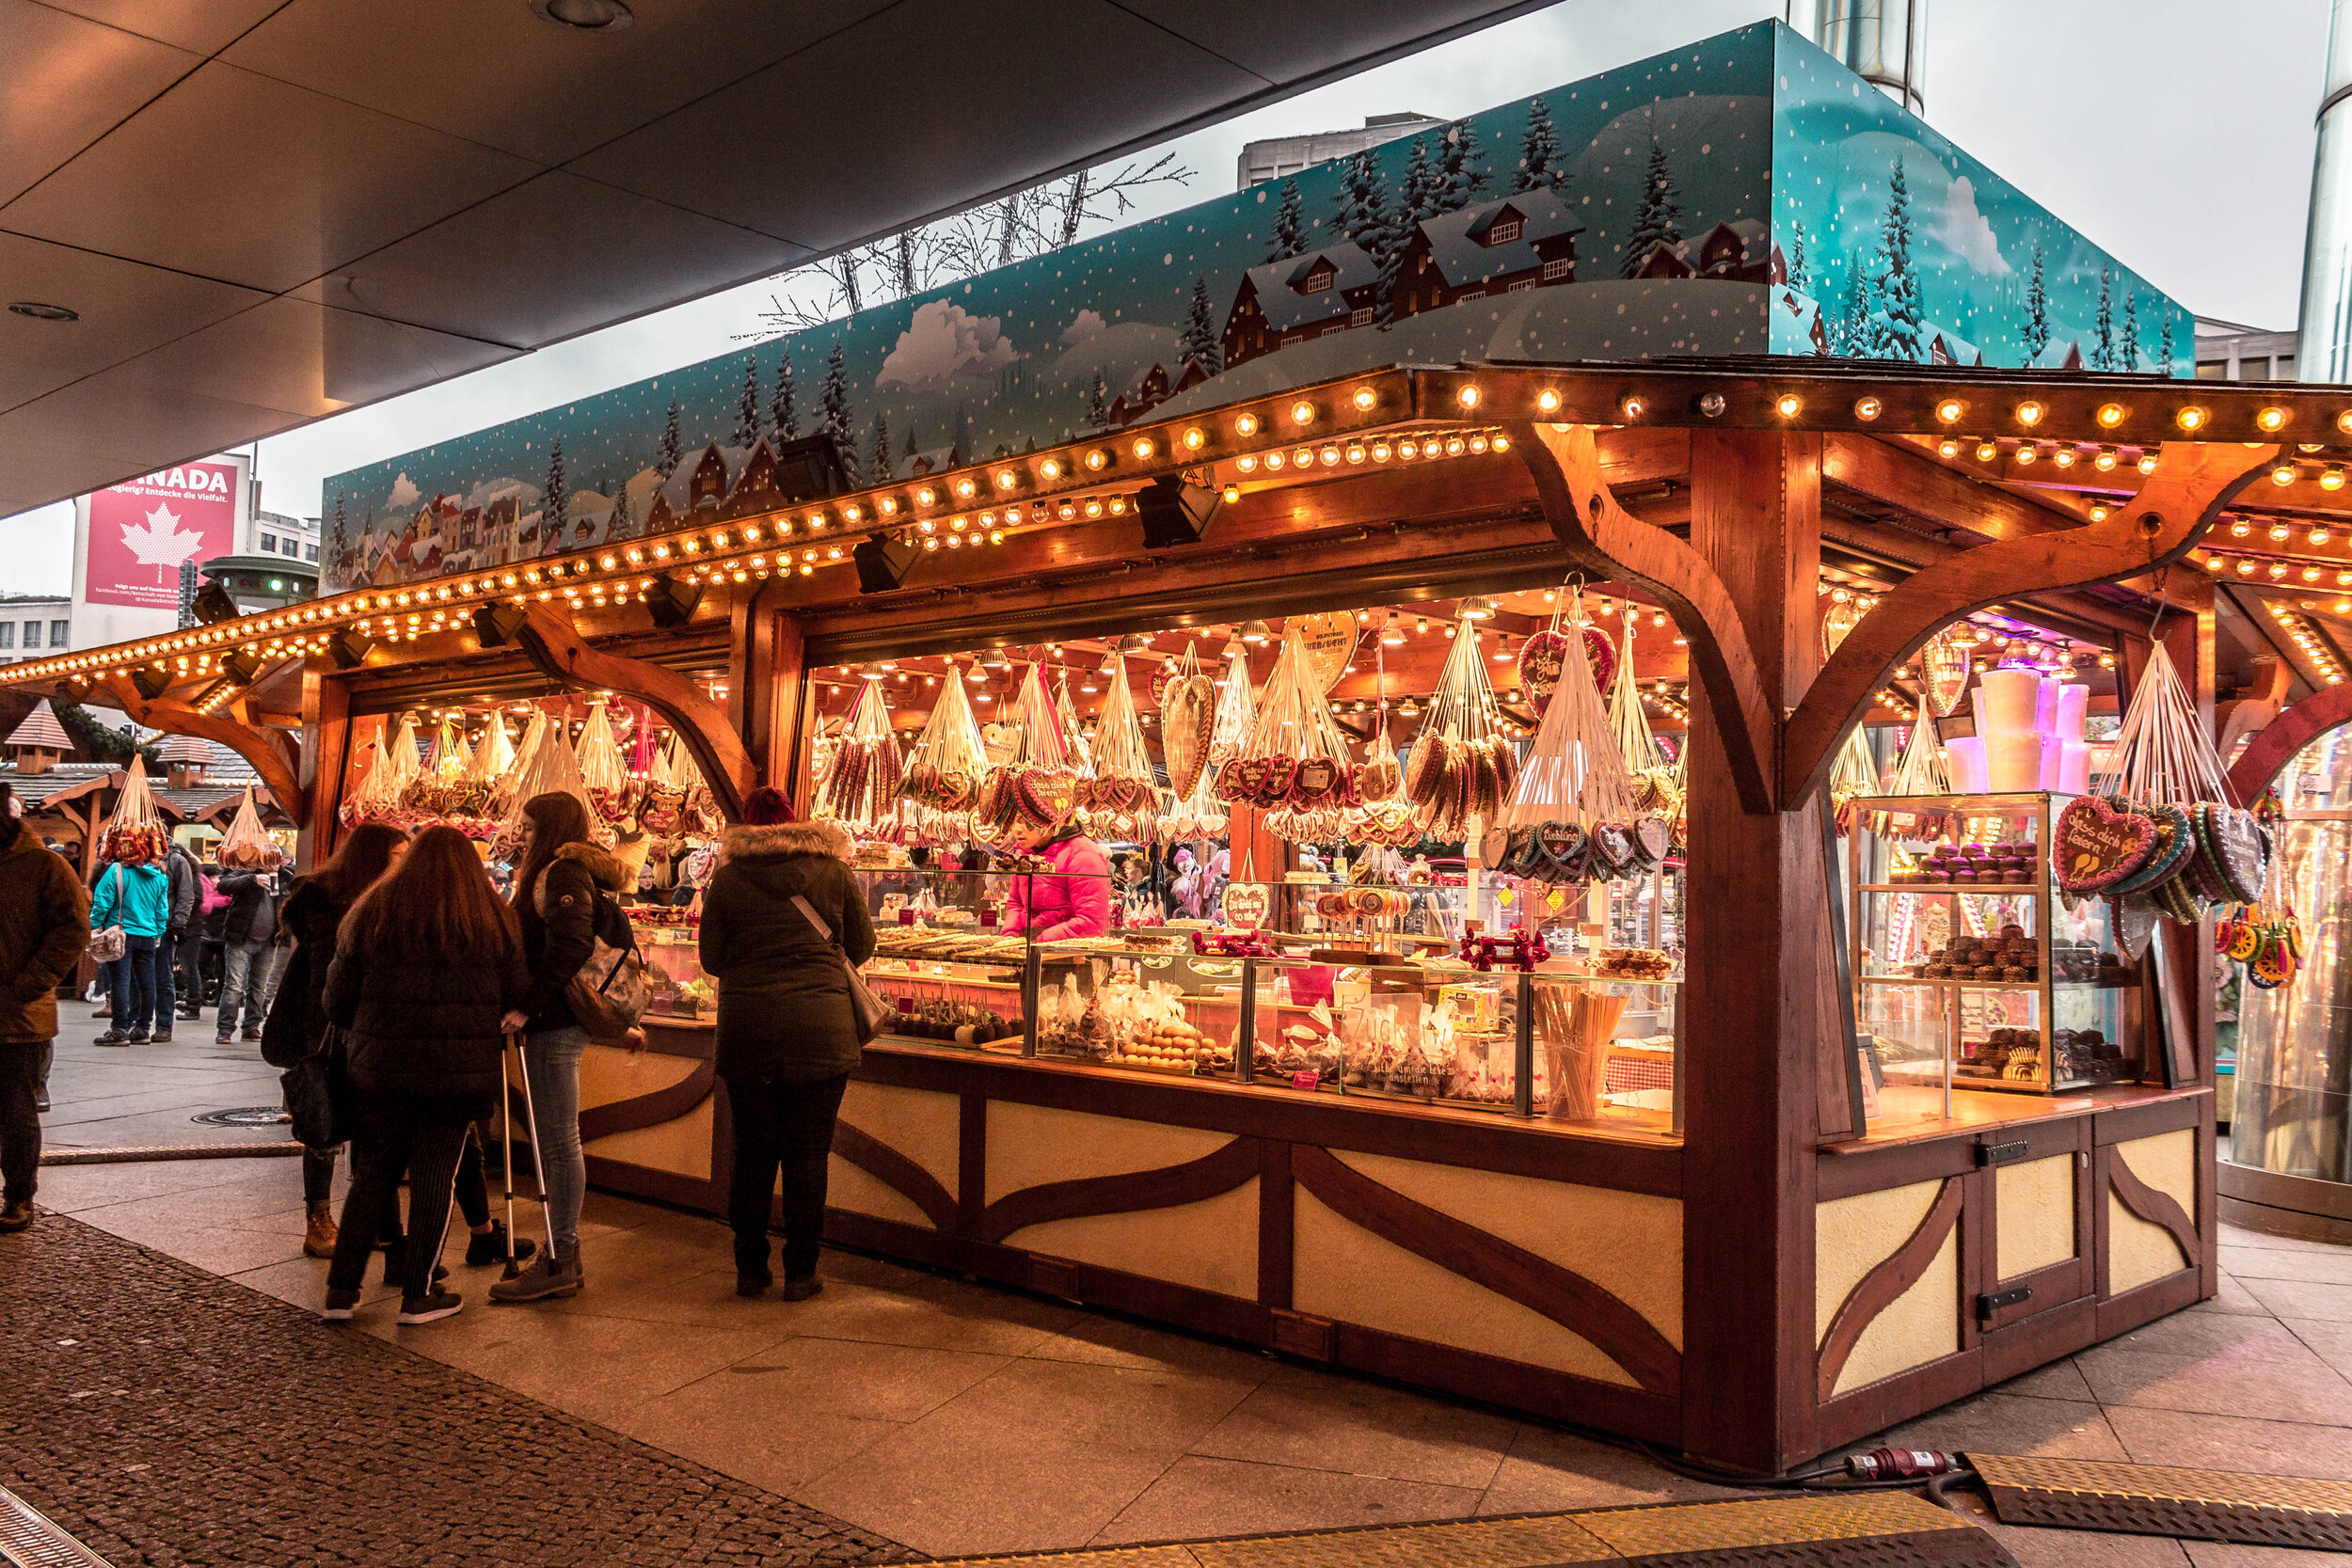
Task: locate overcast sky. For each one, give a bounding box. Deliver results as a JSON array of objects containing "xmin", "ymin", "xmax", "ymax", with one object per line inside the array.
[{"xmin": 0, "ymin": 0, "xmax": 2328, "ymax": 595}]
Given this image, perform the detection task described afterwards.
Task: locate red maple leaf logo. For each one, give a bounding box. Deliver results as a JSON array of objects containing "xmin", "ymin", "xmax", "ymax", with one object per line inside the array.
[{"xmin": 120, "ymin": 503, "xmax": 206, "ymax": 570}]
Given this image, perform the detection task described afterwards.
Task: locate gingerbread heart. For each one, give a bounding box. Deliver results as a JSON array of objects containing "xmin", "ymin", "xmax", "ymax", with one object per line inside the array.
[
  {"xmin": 1631, "ymin": 816, "xmax": 1670, "ymax": 869},
  {"xmin": 1017, "ymin": 768, "xmax": 1077, "ymax": 827},
  {"xmin": 1479, "ymin": 822, "xmax": 1513, "ymax": 867},
  {"xmin": 2112, "ymin": 803, "xmax": 2193, "ymax": 895},
  {"xmin": 1516, "ymin": 629, "xmax": 1568, "ymax": 715},
  {"xmin": 1591, "ymin": 822, "xmax": 1635, "ymax": 878},
  {"xmin": 1406, "ymin": 727, "xmax": 1447, "ymax": 804},
  {"xmin": 2201, "ymin": 802, "xmax": 2267, "ymax": 903},
  {"xmin": 1255, "ymin": 756, "xmax": 1297, "ymax": 808},
  {"xmin": 1221, "ymin": 756, "xmax": 1266, "ymax": 803},
  {"xmin": 2054, "ymin": 796, "xmax": 2155, "ymax": 894},
  {"xmin": 1538, "ymin": 821, "xmax": 1587, "ymax": 874},
  {"xmin": 1293, "ymin": 755, "xmax": 1340, "ymax": 804},
  {"xmin": 1161, "ymin": 673, "xmax": 1216, "ymax": 800},
  {"xmin": 1581, "ymin": 625, "xmax": 1617, "ymax": 694}
]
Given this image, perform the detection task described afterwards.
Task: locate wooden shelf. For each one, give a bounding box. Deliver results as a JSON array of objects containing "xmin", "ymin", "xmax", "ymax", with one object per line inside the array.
[{"xmin": 1857, "ymin": 882, "xmax": 2044, "ymax": 895}]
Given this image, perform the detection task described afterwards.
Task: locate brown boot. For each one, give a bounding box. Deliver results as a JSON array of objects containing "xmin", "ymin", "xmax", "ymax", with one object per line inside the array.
[{"xmin": 304, "ymin": 1209, "xmax": 339, "ymax": 1259}]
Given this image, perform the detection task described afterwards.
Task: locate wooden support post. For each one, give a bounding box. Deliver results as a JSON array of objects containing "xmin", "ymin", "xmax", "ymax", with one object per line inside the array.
[
  {"xmin": 297, "ymin": 666, "xmax": 351, "ymax": 872},
  {"xmin": 1678, "ymin": 430, "xmax": 1831, "ymax": 1473},
  {"xmin": 729, "ymin": 583, "xmax": 804, "ymax": 787}
]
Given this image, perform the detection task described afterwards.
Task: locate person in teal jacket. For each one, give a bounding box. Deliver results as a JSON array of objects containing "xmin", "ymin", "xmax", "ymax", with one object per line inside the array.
[{"xmin": 91, "ymin": 858, "xmax": 172, "ymax": 1045}]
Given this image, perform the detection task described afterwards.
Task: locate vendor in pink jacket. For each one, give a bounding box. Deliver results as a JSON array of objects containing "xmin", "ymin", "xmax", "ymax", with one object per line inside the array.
[{"xmin": 999, "ymin": 825, "xmax": 1112, "ymax": 941}]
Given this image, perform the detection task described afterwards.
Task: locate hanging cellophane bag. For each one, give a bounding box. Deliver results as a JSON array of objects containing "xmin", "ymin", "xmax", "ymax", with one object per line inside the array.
[
  {"xmin": 1084, "ymin": 655, "xmax": 1158, "ymax": 840},
  {"xmin": 1158, "ymin": 643, "xmax": 1216, "ymax": 803},
  {"xmin": 487, "ymin": 706, "xmax": 548, "ymax": 824},
  {"xmin": 1056, "ymin": 676, "xmax": 1092, "ymax": 773},
  {"xmin": 975, "ymin": 663, "xmax": 1077, "ymax": 849},
  {"xmin": 817, "ymin": 679, "xmax": 904, "ymax": 833},
  {"xmin": 1602, "ymin": 602, "xmax": 1676, "ymax": 868},
  {"xmin": 574, "ymin": 697, "xmax": 637, "ymax": 827},
  {"xmin": 454, "ymin": 714, "xmax": 513, "ymax": 838},
  {"xmin": 1405, "ymin": 611, "xmax": 1516, "ymax": 839},
  {"xmin": 1498, "ymin": 586, "xmax": 1643, "ymax": 882},
  {"xmin": 899, "ymin": 659, "xmax": 989, "ymax": 843},
  {"xmin": 491, "ymin": 704, "xmax": 611, "ymax": 860},
  {"xmin": 101, "ymin": 753, "xmax": 171, "ymax": 867},
  {"xmin": 384, "ymin": 714, "xmax": 423, "ymax": 797},
  {"xmin": 402, "ymin": 713, "xmax": 468, "ymax": 818},
  {"xmin": 341, "ymin": 730, "xmax": 403, "ymax": 828},
  {"xmin": 1236, "ymin": 623, "xmax": 1358, "ymax": 843},
  {"xmin": 1209, "ymin": 645, "xmax": 1257, "ymax": 768},
  {"xmin": 215, "ymin": 785, "xmax": 280, "ymax": 870},
  {"xmin": 1343, "ymin": 631, "xmax": 1415, "ymax": 848}
]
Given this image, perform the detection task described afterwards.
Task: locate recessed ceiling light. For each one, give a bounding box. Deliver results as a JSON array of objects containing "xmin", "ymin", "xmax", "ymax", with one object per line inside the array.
[
  {"xmin": 8, "ymin": 301, "xmax": 77, "ymax": 322},
  {"xmin": 531, "ymin": 0, "xmax": 631, "ymax": 30}
]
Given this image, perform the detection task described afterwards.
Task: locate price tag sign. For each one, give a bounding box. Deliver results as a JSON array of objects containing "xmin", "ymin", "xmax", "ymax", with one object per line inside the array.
[{"xmin": 1290, "ymin": 1070, "xmax": 1320, "ymax": 1092}]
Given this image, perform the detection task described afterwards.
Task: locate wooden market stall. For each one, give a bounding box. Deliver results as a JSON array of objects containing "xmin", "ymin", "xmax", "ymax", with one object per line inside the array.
[{"xmin": 23, "ymin": 359, "xmax": 2352, "ymax": 1473}]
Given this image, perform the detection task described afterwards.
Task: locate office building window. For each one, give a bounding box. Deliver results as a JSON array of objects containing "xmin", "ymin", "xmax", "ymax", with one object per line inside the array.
[
  {"xmin": 305, "ymin": 544, "xmax": 319, "ymax": 562},
  {"xmin": 22, "ymin": 621, "xmax": 40, "ymax": 648},
  {"xmin": 2239, "ymin": 359, "xmax": 2272, "ymax": 381},
  {"xmin": 260, "ymin": 531, "xmax": 277, "ymax": 552},
  {"xmin": 285, "ymin": 538, "xmax": 302, "ymax": 557},
  {"xmin": 2277, "ymin": 355, "xmax": 2296, "ymax": 378},
  {"xmin": 0, "ymin": 625, "xmax": 15, "ymax": 648},
  {"xmin": 50, "ymin": 620, "xmax": 68, "ymax": 645}
]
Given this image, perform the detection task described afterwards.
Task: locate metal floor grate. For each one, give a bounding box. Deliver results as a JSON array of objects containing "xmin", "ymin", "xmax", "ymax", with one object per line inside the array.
[
  {"xmin": 0, "ymin": 1488, "xmax": 111, "ymax": 1568},
  {"xmin": 1970, "ymin": 1451, "xmax": 2352, "ymax": 1551}
]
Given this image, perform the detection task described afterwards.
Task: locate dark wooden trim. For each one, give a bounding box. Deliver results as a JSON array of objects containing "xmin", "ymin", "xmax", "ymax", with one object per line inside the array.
[
  {"xmin": 958, "ymin": 1093, "xmax": 987, "ymax": 1234},
  {"xmin": 1983, "ymin": 1258, "xmax": 2088, "ymax": 1332},
  {"xmin": 2107, "ymin": 1157, "xmax": 2200, "ymax": 1270},
  {"xmin": 830, "ymin": 1119, "xmax": 959, "ymax": 1232},
  {"xmin": 1513, "ymin": 420, "xmax": 1775, "ymax": 813},
  {"xmin": 1782, "ymin": 441, "xmax": 2278, "ymax": 804},
  {"xmin": 1815, "ymin": 1177, "xmax": 1964, "ymax": 1403},
  {"xmin": 977, "ymin": 1135, "xmax": 1261, "ymax": 1244},
  {"xmin": 1814, "ymin": 1346, "xmax": 1983, "ymax": 1455},
  {"xmin": 1333, "ymin": 1319, "xmax": 1682, "ymax": 1448},
  {"xmin": 2197, "ymin": 1104, "xmax": 2219, "ymax": 1299},
  {"xmin": 1981, "ymin": 1293, "xmax": 2099, "ymax": 1386},
  {"xmin": 852, "ymin": 1041, "xmax": 1681, "ymax": 1197},
  {"xmin": 2095, "ymin": 1092, "xmax": 2206, "ymax": 1146},
  {"xmin": 1819, "ymin": 1140, "xmax": 1976, "ymax": 1201},
  {"xmin": 584, "ymin": 1155, "xmax": 718, "ymax": 1214},
  {"xmin": 1960, "ymin": 1167, "xmax": 1990, "ymax": 1354},
  {"xmin": 824, "ymin": 1203, "xmax": 960, "ymax": 1271},
  {"xmin": 578, "ymin": 1056, "xmax": 714, "ymax": 1142},
  {"xmin": 297, "ymin": 665, "xmax": 350, "ymax": 868},
  {"xmin": 1258, "ymin": 1139, "xmax": 1295, "ymax": 1311},
  {"xmin": 637, "ymin": 1017, "xmax": 716, "ymax": 1061},
  {"xmin": 1291, "ymin": 1144, "xmax": 1680, "ymax": 1397},
  {"xmin": 2096, "ymin": 1266, "xmax": 2201, "ymax": 1338},
  {"xmin": 510, "ymin": 602, "xmax": 755, "ymax": 819}
]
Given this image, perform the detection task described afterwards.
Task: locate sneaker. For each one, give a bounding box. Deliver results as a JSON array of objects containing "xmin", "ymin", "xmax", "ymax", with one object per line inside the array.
[
  {"xmin": 736, "ymin": 1269, "xmax": 772, "ymax": 1298},
  {"xmin": 241, "ymin": 1029, "xmax": 262, "ymax": 1042},
  {"xmin": 395, "ymin": 1288, "xmax": 464, "ymax": 1325},
  {"xmin": 0, "ymin": 1201, "xmax": 31, "ymax": 1234},
  {"xmin": 93, "ymin": 1030, "xmax": 129, "ymax": 1047},
  {"xmin": 214, "ymin": 1034, "xmax": 232, "ymax": 1045},
  {"xmin": 320, "ymin": 1287, "xmax": 359, "ymax": 1321},
  {"xmin": 489, "ymin": 1251, "xmax": 580, "ymax": 1303},
  {"xmin": 124, "ymin": 1026, "xmax": 151, "ymax": 1044},
  {"xmin": 34, "ymin": 1092, "xmax": 48, "ymax": 1113},
  {"xmin": 304, "ymin": 1210, "xmax": 339, "ymax": 1259},
  {"xmin": 782, "ymin": 1276, "xmax": 823, "ymax": 1303},
  {"xmin": 149, "ymin": 1029, "xmax": 172, "ymax": 1044},
  {"xmin": 464, "ymin": 1222, "xmax": 535, "ymax": 1267}
]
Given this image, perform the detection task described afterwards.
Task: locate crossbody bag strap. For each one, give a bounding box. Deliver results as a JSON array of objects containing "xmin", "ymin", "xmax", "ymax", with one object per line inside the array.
[{"xmin": 787, "ymin": 893, "xmax": 838, "ymax": 947}]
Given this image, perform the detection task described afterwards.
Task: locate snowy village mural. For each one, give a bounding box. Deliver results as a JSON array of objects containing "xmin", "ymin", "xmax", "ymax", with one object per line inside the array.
[{"xmin": 324, "ymin": 22, "xmax": 2186, "ymax": 594}]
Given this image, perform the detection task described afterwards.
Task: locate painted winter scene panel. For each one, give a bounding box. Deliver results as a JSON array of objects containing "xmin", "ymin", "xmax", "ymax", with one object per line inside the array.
[
  {"xmin": 1767, "ymin": 27, "xmax": 2188, "ymax": 372},
  {"xmin": 322, "ymin": 21, "xmax": 2183, "ymax": 595}
]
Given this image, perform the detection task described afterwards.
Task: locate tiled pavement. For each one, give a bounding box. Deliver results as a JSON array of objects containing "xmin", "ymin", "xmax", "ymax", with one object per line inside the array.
[
  {"xmin": 18, "ymin": 1032, "xmax": 2352, "ymax": 1565},
  {"xmin": 40, "ymin": 1004, "xmax": 296, "ymax": 1149}
]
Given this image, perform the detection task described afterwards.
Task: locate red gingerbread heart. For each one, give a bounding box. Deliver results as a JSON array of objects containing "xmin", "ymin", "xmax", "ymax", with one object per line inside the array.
[
  {"xmin": 1517, "ymin": 630, "xmax": 1568, "ymax": 715},
  {"xmin": 2053, "ymin": 796, "xmax": 2155, "ymax": 894}
]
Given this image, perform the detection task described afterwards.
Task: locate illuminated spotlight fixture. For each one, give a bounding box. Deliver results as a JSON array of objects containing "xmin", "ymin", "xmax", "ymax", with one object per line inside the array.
[
  {"xmin": 1536, "ymin": 388, "xmax": 1563, "ymax": 413},
  {"xmin": 1458, "ymin": 594, "xmax": 1500, "ymax": 620},
  {"xmin": 2137, "ymin": 451, "xmax": 2159, "ymax": 475},
  {"xmin": 1937, "ymin": 436, "xmax": 1961, "ymax": 458},
  {"xmin": 2014, "ymin": 399, "xmax": 2046, "ymax": 427},
  {"xmin": 2257, "ymin": 405, "xmax": 2291, "ymax": 434},
  {"xmin": 1936, "ymin": 398, "xmax": 1965, "ymax": 424},
  {"xmin": 2175, "ymin": 404, "xmax": 2208, "ymax": 433},
  {"xmin": 2231, "ymin": 518, "xmax": 2254, "ymax": 537},
  {"xmin": 1976, "ymin": 439, "xmax": 1999, "ymax": 463},
  {"xmin": 1774, "ymin": 392, "xmax": 1803, "ymax": 418},
  {"xmin": 643, "ymin": 578, "xmax": 704, "ymax": 627},
  {"xmin": 190, "ymin": 581, "xmax": 239, "ymax": 625},
  {"xmin": 2313, "ymin": 526, "xmax": 2334, "ymax": 546},
  {"xmin": 2051, "ymin": 444, "xmax": 2077, "ymax": 469},
  {"xmin": 1852, "ymin": 395, "xmax": 1882, "ymax": 421},
  {"xmin": 2090, "ymin": 502, "xmax": 2113, "ymax": 522},
  {"xmin": 326, "ymin": 628, "xmax": 376, "ymax": 670},
  {"xmin": 2096, "ymin": 402, "xmax": 2126, "ymax": 429},
  {"xmin": 2013, "ymin": 442, "xmax": 2040, "ymax": 466},
  {"xmin": 1455, "ymin": 384, "xmax": 1481, "ymax": 409},
  {"xmin": 1239, "ymin": 619, "xmax": 1273, "ymax": 644}
]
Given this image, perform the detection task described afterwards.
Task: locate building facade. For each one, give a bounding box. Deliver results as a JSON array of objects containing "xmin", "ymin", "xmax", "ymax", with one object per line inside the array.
[
  {"xmin": 0, "ymin": 594, "xmax": 71, "ymax": 664},
  {"xmin": 1236, "ymin": 113, "xmax": 1444, "ymax": 189},
  {"xmin": 2194, "ymin": 317, "xmax": 2299, "ymax": 381}
]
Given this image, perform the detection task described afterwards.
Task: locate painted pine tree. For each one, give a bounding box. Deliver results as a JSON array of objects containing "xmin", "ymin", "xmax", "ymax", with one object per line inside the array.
[
  {"xmin": 1086, "ymin": 373, "xmax": 1107, "ymax": 429},
  {"xmin": 734, "ymin": 356, "xmax": 760, "ymax": 450},
  {"xmin": 1333, "ymin": 149, "xmax": 1389, "ymax": 247},
  {"xmin": 1875, "ymin": 158, "xmax": 1922, "ymax": 361},
  {"xmin": 902, "ymin": 426, "xmax": 919, "ymax": 464},
  {"xmin": 1400, "ymin": 136, "xmax": 1439, "ymax": 224},
  {"xmin": 2022, "ymin": 245, "xmax": 2051, "ymax": 364},
  {"xmin": 820, "ymin": 341, "xmax": 854, "ymax": 480},
  {"xmin": 605, "ymin": 486, "xmax": 634, "ymax": 543},
  {"xmin": 1619, "ymin": 139, "xmax": 1683, "ymax": 278},
  {"xmin": 1180, "ymin": 277, "xmax": 1223, "ymax": 378},
  {"xmin": 1787, "ymin": 222, "xmax": 1808, "ymax": 293},
  {"xmin": 771, "ymin": 355, "xmax": 798, "ymax": 443},
  {"xmin": 869, "ymin": 413, "xmax": 892, "ymax": 482},
  {"xmin": 658, "ymin": 401, "xmax": 682, "ymax": 479},
  {"xmin": 1268, "ymin": 177, "xmax": 1306, "ymax": 262},
  {"xmin": 1437, "ymin": 118, "xmax": 1488, "ymax": 212},
  {"xmin": 2121, "ymin": 290, "xmax": 2141, "ymax": 372},
  {"xmin": 2156, "ymin": 310, "xmax": 2177, "ymax": 378},
  {"xmin": 949, "ymin": 406, "xmax": 971, "ymax": 467},
  {"xmin": 544, "ymin": 439, "xmax": 566, "ymax": 538},
  {"xmin": 2092, "ymin": 268, "xmax": 2116, "ymax": 372},
  {"xmin": 1511, "ymin": 96, "xmax": 1564, "ymax": 194}
]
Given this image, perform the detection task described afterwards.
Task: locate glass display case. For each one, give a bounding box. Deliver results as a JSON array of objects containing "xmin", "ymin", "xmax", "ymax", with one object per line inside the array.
[{"xmin": 1848, "ymin": 793, "xmax": 2144, "ymax": 1119}]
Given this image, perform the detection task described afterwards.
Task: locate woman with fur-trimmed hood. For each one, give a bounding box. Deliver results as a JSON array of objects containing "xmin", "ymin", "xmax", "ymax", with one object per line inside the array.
[
  {"xmin": 488, "ymin": 790, "xmax": 633, "ymax": 1306},
  {"xmin": 697, "ymin": 787, "xmax": 874, "ymax": 1300}
]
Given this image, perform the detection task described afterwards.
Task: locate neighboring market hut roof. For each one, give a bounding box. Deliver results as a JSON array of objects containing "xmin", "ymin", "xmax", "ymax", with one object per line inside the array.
[
  {"xmin": 5, "ymin": 704, "xmax": 71, "ymax": 752},
  {"xmin": 157, "ymin": 732, "xmax": 212, "ymax": 765}
]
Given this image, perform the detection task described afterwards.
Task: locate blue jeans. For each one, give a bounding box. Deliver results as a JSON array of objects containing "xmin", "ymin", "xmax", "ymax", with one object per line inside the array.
[
  {"xmin": 109, "ymin": 936, "xmax": 164, "ymax": 1033},
  {"xmin": 523, "ymin": 1027, "xmax": 589, "ymax": 1257},
  {"xmin": 217, "ymin": 941, "xmax": 283, "ymax": 1037}
]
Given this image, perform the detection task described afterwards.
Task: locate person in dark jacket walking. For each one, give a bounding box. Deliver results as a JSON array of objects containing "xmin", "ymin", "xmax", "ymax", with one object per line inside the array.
[
  {"xmin": 489, "ymin": 791, "xmax": 631, "ymax": 1305},
  {"xmin": 697, "ymin": 788, "xmax": 873, "ymax": 1300},
  {"xmin": 215, "ymin": 855, "xmax": 284, "ymax": 1042},
  {"xmin": 321, "ymin": 826, "xmax": 528, "ymax": 1325},
  {"xmin": 156, "ymin": 840, "xmax": 199, "ymax": 1041},
  {"xmin": 0, "ymin": 784, "xmax": 90, "ymax": 1232}
]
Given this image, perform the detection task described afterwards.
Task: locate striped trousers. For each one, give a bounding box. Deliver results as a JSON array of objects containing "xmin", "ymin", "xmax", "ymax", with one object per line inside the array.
[{"xmin": 326, "ymin": 1091, "xmax": 480, "ymax": 1299}]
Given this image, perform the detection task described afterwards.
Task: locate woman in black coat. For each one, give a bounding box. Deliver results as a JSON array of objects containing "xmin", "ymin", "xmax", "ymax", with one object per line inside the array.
[
  {"xmin": 320, "ymin": 826, "xmax": 529, "ymax": 1326},
  {"xmin": 697, "ymin": 788, "xmax": 874, "ymax": 1300}
]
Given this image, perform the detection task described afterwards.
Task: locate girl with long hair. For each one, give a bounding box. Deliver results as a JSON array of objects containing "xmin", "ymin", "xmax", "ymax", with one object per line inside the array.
[
  {"xmin": 320, "ymin": 826, "xmax": 527, "ymax": 1324},
  {"xmin": 488, "ymin": 791, "xmax": 631, "ymax": 1304}
]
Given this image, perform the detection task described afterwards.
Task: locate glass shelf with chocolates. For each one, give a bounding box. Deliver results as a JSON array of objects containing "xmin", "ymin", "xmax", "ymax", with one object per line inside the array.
[{"xmin": 1846, "ymin": 793, "xmax": 2145, "ymax": 1101}]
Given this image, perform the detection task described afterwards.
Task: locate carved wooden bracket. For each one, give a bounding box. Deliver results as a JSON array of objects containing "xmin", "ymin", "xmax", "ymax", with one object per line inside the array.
[
  {"xmin": 508, "ymin": 603, "xmax": 755, "ymax": 821},
  {"xmin": 2226, "ymin": 673, "xmax": 2352, "ymax": 804},
  {"xmin": 1512, "ymin": 421, "xmax": 1778, "ymax": 814},
  {"xmin": 98, "ymin": 677, "xmax": 307, "ymax": 829},
  {"xmin": 1781, "ymin": 442, "xmax": 2281, "ymax": 808}
]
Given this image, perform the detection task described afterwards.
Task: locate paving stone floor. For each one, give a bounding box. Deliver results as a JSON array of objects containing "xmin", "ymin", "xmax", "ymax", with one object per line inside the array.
[{"xmin": 17, "ymin": 1032, "xmax": 2352, "ymax": 1566}]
